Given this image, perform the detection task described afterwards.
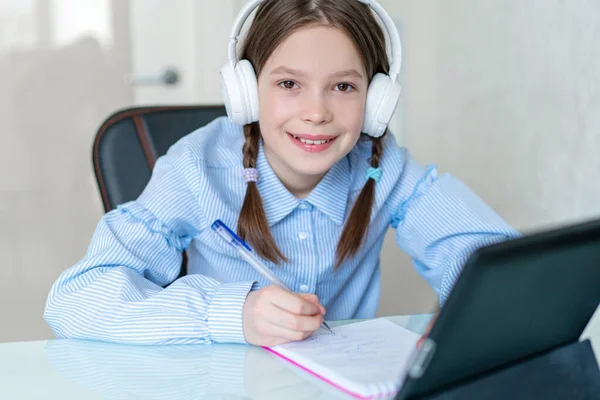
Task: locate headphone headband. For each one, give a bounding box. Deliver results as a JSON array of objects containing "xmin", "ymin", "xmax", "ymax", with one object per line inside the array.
[{"xmin": 226, "ymin": 0, "xmax": 401, "ymax": 80}]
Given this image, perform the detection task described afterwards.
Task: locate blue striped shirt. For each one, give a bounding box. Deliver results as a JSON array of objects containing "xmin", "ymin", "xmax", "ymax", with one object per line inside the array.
[{"xmin": 44, "ymin": 116, "xmax": 519, "ymax": 345}]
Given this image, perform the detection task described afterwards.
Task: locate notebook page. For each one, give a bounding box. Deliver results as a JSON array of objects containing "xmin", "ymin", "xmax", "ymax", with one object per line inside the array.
[{"xmin": 266, "ymin": 318, "xmax": 420, "ymax": 398}]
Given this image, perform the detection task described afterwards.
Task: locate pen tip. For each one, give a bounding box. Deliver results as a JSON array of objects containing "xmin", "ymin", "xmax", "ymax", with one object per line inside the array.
[{"xmin": 322, "ymin": 321, "xmax": 334, "ymax": 334}]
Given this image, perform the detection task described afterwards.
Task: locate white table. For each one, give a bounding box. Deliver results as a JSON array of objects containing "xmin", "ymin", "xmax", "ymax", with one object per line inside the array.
[
  {"xmin": 0, "ymin": 315, "xmax": 432, "ymax": 400},
  {"xmin": 2, "ymin": 312, "xmax": 599, "ymax": 400}
]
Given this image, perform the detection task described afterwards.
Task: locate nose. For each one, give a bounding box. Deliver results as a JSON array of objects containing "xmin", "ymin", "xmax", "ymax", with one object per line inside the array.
[{"xmin": 299, "ymin": 90, "xmax": 333, "ymax": 125}]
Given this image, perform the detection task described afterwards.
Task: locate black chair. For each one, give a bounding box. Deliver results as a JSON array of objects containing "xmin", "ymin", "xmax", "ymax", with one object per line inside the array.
[
  {"xmin": 92, "ymin": 105, "xmax": 227, "ymax": 276},
  {"xmin": 93, "ymin": 105, "xmax": 226, "ymax": 211}
]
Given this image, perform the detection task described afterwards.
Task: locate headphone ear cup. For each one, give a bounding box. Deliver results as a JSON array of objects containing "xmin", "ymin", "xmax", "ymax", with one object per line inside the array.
[
  {"xmin": 363, "ymin": 73, "xmax": 401, "ymax": 138},
  {"xmin": 220, "ymin": 62, "xmax": 247, "ymax": 125},
  {"xmin": 363, "ymin": 73, "xmax": 389, "ymax": 137},
  {"xmin": 236, "ymin": 60, "xmax": 260, "ymax": 123}
]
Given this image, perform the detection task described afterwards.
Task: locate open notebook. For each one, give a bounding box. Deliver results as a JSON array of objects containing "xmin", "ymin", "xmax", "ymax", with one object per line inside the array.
[{"xmin": 264, "ymin": 318, "xmax": 421, "ymax": 399}]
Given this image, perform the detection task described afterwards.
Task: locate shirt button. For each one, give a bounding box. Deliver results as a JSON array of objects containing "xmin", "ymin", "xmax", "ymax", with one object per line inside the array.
[
  {"xmin": 299, "ymin": 201, "xmax": 309, "ymax": 210},
  {"xmin": 299, "ymin": 284, "xmax": 309, "ymax": 292},
  {"xmin": 298, "ymin": 232, "xmax": 308, "ymax": 240}
]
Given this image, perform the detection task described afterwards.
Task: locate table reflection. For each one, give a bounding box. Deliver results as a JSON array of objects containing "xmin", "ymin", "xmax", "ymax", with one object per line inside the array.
[{"xmin": 44, "ymin": 339, "xmax": 350, "ymax": 399}]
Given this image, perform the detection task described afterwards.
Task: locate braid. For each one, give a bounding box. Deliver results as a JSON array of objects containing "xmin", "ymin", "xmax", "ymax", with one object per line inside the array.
[
  {"xmin": 237, "ymin": 123, "xmax": 287, "ymax": 263},
  {"xmin": 242, "ymin": 124, "xmax": 259, "ymax": 168},
  {"xmin": 335, "ymin": 133, "xmax": 386, "ymax": 268}
]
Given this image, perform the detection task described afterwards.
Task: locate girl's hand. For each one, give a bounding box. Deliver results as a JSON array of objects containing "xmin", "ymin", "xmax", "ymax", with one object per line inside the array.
[{"xmin": 243, "ymin": 285, "xmax": 326, "ymax": 346}]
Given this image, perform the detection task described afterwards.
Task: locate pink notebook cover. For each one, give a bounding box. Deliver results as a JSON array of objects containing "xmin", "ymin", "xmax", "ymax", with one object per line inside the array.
[{"xmin": 263, "ymin": 346, "xmax": 397, "ymax": 399}]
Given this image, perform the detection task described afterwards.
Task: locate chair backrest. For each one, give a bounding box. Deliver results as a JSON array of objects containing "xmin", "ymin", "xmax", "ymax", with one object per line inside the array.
[{"xmin": 93, "ymin": 105, "xmax": 226, "ymax": 212}]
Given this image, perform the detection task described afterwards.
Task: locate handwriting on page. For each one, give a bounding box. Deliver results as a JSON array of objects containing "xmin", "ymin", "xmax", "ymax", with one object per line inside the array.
[
  {"xmin": 302, "ymin": 332, "xmax": 385, "ymax": 357},
  {"xmin": 271, "ymin": 318, "xmax": 422, "ymax": 385}
]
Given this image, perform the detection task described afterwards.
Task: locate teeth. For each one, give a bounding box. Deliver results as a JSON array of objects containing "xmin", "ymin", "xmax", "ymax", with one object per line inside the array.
[{"xmin": 297, "ymin": 137, "xmax": 331, "ymax": 145}]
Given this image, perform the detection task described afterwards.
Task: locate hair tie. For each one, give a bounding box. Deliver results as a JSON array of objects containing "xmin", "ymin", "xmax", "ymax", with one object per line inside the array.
[
  {"xmin": 366, "ymin": 167, "xmax": 382, "ymax": 182},
  {"xmin": 244, "ymin": 168, "xmax": 259, "ymax": 183}
]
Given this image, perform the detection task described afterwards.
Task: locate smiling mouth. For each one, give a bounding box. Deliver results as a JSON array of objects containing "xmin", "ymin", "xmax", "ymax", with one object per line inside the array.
[{"xmin": 288, "ymin": 134, "xmax": 336, "ymax": 145}]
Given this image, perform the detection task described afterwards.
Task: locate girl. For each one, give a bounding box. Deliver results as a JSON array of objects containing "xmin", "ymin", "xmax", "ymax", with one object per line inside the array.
[{"xmin": 44, "ymin": 0, "xmax": 519, "ymax": 346}]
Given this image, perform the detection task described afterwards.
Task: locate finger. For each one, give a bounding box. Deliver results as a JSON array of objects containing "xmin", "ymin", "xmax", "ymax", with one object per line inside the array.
[
  {"xmin": 265, "ymin": 321, "xmax": 316, "ymax": 343},
  {"xmin": 296, "ymin": 293, "xmax": 326, "ymax": 315},
  {"xmin": 270, "ymin": 291, "xmax": 320, "ymax": 316},
  {"xmin": 296, "ymin": 293, "xmax": 319, "ymax": 304},
  {"xmin": 265, "ymin": 303, "xmax": 324, "ymax": 333}
]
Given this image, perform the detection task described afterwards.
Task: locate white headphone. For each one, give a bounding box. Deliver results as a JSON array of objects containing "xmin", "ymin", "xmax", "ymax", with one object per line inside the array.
[{"xmin": 219, "ymin": 0, "xmax": 402, "ymax": 138}]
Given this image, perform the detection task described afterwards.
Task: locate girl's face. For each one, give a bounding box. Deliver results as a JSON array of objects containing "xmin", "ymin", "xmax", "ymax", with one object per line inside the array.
[{"xmin": 257, "ymin": 25, "xmax": 368, "ymax": 196}]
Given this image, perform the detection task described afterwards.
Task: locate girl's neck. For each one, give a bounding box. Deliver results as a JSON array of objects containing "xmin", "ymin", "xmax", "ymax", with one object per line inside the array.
[{"xmin": 263, "ymin": 147, "xmax": 325, "ymax": 199}]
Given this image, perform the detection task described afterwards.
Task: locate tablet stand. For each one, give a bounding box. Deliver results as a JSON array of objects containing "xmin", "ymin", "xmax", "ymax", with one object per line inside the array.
[{"xmin": 414, "ymin": 339, "xmax": 600, "ymax": 400}]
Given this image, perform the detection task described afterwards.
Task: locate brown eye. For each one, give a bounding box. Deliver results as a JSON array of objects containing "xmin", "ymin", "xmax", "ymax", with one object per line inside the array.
[
  {"xmin": 335, "ymin": 83, "xmax": 354, "ymax": 92},
  {"xmin": 280, "ymin": 81, "xmax": 298, "ymax": 90}
]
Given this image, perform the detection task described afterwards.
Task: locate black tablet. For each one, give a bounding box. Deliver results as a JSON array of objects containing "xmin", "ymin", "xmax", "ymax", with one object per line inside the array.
[{"xmin": 396, "ymin": 217, "xmax": 600, "ymax": 399}]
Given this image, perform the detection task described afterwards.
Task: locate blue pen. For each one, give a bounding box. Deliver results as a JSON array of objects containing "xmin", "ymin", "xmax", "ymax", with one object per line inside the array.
[{"xmin": 211, "ymin": 219, "xmax": 333, "ymax": 334}]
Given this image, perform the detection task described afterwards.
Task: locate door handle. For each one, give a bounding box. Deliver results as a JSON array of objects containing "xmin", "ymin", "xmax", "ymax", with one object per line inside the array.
[{"xmin": 125, "ymin": 67, "xmax": 180, "ymax": 86}]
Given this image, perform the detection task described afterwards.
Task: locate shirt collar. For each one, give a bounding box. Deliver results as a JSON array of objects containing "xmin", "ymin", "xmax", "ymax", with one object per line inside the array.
[
  {"xmin": 305, "ymin": 156, "xmax": 350, "ymax": 225},
  {"xmin": 256, "ymin": 142, "xmax": 299, "ymax": 226},
  {"xmin": 256, "ymin": 141, "xmax": 350, "ymax": 227}
]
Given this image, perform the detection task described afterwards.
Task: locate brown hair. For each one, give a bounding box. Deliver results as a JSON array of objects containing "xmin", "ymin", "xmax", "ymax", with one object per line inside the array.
[{"xmin": 237, "ymin": 0, "xmax": 389, "ymax": 267}]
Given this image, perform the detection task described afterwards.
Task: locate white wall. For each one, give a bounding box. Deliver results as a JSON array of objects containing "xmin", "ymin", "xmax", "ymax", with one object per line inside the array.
[
  {"xmin": 385, "ymin": 0, "xmax": 600, "ymax": 231},
  {"xmin": 376, "ymin": 0, "xmax": 600, "ymax": 317},
  {"xmin": 0, "ymin": 0, "xmax": 132, "ymax": 342}
]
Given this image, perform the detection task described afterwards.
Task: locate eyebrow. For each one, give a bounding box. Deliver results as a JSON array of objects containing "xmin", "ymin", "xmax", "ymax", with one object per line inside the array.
[{"xmin": 269, "ymin": 66, "xmax": 363, "ymax": 80}]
